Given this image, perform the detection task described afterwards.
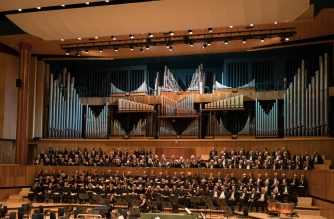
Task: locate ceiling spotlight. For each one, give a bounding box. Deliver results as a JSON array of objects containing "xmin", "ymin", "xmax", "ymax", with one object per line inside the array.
[
  {"xmin": 169, "ymin": 31, "xmax": 174, "ymax": 36},
  {"xmin": 85, "ymin": 2, "xmax": 89, "ymax": 5},
  {"xmin": 18, "ymin": 9, "xmax": 22, "ymax": 11},
  {"xmin": 250, "ymin": 24, "xmax": 253, "ymax": 27},
  {"xmin": 61, "ymin": 4, "xmax": 65, "ymax": 7},
  {"xmin": 190, "ymin": 42, "xmax": 194, "ymax": 47},
  {"xmin": 85, "ymin": 49, "xmax": 88, "ymax": 53},
  {"xmin": 188, "ymin": 30, "xmax": 193, "ymax": 34},
  {"xmin": 130, "ymin": 46, "xmax": 134, "ymax": 51},
  {"xmin": 146, "ymin": 45, "xmax": 150, "ymax": 50},
  {"xmin": 129, "ymin": 34, "xmax": 134, "ymax": 39},
  {"xmin": 78, "ymin": 38, "xmax": 81, "ymax": 40},
  {"xmin": 274, "ymin": 22, "xmax": 277, "ymax": 24},
  {"xmin": 207, "ymin": 41, "xmax": 211, "ymax": 46},
  {"xmin": 148, "ymin": 33, "xmax": 153, "ymax": 37},
  {"xmin": 99, "ymin": 47, "xmax": 103, "ymax": 52},
  {"xmin": 243, "ymin": 38, "xmax": 246, "ymax": 43},
  {"xmin": 111, "ymin": 35, "xmax": 116, "ymax": 40},
  {"xmin": 208, "ymin": 28, "xmax": 213, "ymax": 32},
  {"xmin": 114, "ymin": 47, "xmax": 118, "ymax": 52},
  {"xmin": 168, "ymin": 46, "xmax": 173, "ymax": 51},
  {"xmin": 61, "ymin": 39, "xmax": 64, "ymax": 41},
  {"xmin": 140, "ymin": 48, "xmax": 144, "ymax": 52},
  {"xmin": 95, "ymin": 36, "xmax": 98, "ymax": 39},
  {"xmin": 65, "ymin": 50, "xmax": 69, "ymax": 55},
  {"xmin": 105, "ymin": 0, "xmax": 109, "ymax": 2},
  {"xmin": 37, "ymin": 7, "xmax": 41, "ymax": 9},
  {"xmin": 285, "ymin": 36, "xmax": 290, "ymax": 41},
  {"xmin": 261, "ymin": 37, "xmax": 264, "ymax": 42},
  {"xmin": 224, "ymin": 39, "xmax": 228, "ymax": 44},
  {"xmin": 166, "ymin": 44, "xmax": 169, "ymax": 48},
  {"xmin": 76, "ymin": 52, "xmax": 80, "ymax": 57},
  {"xmin": 229, "ymin": 26, "xmax": 233, "ymax": 28},
  {"xmin": 203, "ymin": 43, "xmax": 207, "ymax": 48}
]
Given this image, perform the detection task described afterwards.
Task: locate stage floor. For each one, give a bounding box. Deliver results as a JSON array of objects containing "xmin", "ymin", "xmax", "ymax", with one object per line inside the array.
[{"xmin": 0, "ymin": 201, "xmax": 327, "ymax": 219}]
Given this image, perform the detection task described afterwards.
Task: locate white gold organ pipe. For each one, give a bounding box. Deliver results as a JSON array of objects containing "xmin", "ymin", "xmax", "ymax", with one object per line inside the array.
[
  {"xmin": 129, "ymin": 119, "xmax": 146, "ymax": 136},
  {"xmin": 283, "ymin": 54, "xmax": 328, "ymax": 136},
  {"xmin": 48, "ymin": 70, "xmax": 83, "ymax": 138},
  {"xmin": 162, "ymin": 94, "xmax": 196, "ymax": 116},
  {"xmin": 182, "ymin": 119, "xmax": 199, "ymax": 136},
  {"xmin": 85, "ymin": 103, "xmax": 108, "ymax": 138},
  {"xmin": 255, "ymin": 98, "xmax": 278, "ymax": 136}
]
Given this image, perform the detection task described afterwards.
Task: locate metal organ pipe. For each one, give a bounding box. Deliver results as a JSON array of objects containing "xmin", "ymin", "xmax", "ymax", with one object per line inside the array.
[
  {"xmin": 324, "ymin": 53, "xmax": 328, "ymax": 135},
  {"xmin": 255, "ymin": 98, "xmax": 278, "ymax": 136}
]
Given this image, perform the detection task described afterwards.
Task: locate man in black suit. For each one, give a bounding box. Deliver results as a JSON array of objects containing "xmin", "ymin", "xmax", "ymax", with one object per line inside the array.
[
  {"xmin": 247, "ymin": 188, "xmax": 258, "ymax": 212},
  {"xmin": 238, "ymin": 187, "xmax": 248, "ymax": 212},
  {"xmin": 227, "ymin": 186, "xmax": 238, "ymax": 213},
  {"xmin": 280, "ymin": 181, "xmax": 292, "ymax": 202},
  {"xmin": 256, "ymin": 187, "xmax": 268, "ymax": 213},
  {"xmin": 312, "ymin": 151, "xmax": 323, "ymax": 164}
]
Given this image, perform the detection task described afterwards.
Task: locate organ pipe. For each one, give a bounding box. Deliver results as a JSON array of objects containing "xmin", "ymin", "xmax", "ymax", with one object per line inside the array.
[
  {"xmin": 85, "ymin": 103, "xmax": 108, "ymax": 138},
  {"xmin": 255, "ymin": 98, "xmax": 278, "ymax": 136}
]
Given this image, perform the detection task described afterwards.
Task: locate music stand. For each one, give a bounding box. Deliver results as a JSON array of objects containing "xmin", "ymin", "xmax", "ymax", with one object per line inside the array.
[
  {"xmin": 169, "ymin": 196, "xmax": 178, "ymax": 203},
  {"xmin": 206, "ymin": 203, "xmax": 217, "ymax": 218},
  {"xmin": 147, "ymin": 201, "xmax": 157, "ymax": 213}
]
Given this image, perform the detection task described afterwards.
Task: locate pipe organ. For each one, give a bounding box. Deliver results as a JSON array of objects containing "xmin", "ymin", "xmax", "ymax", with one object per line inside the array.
[
  {"xmin": 161, "ymin": 66, "xmax": 183, "ymax": 92},
  {"xmin": 159, "ymin": 119, "xmax": 177, "ymax": 136},
  {"xmin": 206, "ymin": 117, "xmax": 231, "ymax": 136},
  {"xmin": 161, "ymin": 94, "xmax": 197, "ymax": 116},
  {"xmin": 238, "ymin": 79, "xmax": 256, "ymax": 90},
  {"xmin": 111, "ymin": 120, "xmax": 126, "ymax": 136},
  {"xmin": 85, "ymin": 103, "xmax": 108, "ymax": 138},
  {"xmin": 110, "ymin": 81, "xmax": 148, "ymax": 95},
  {"xmin": 284, "ymin": 54, "xmax": 328, "ymax": 136},
  {"xmin": 48, "ymin": 70, "xmax": 83, "ymax": 138},
  {"xmin": 118, "ymin": 99, "xmax": 154, "ymax": 111},
  {"xmin": 129, "ymin": 119, "xmax": 146, "ymax": 136},
  {"xmin": 238, "ymin": 116, "xmax": 251, "ymax": 135},
  {"xmin": 181, "ymin": 119, "xmax": 199, "ymax": 136},
  {"xmin": 186, "ymin": 64, "xmax": 205, "ymax": 93},
  {"xmin": 204, "ymin": 95, "xmax": 244, "ymax": 109},
  {"xmin": 255, "ymin": 98, "xmax": 278, "ymax": 136}
]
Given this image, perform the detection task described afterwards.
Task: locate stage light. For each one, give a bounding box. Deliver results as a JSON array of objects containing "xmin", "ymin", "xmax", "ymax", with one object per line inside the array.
[
  {"xmin": 18, "ymin": 9, "xmax": 22, "ymax": 11},
  {"xmin": 114, "ymin": 47, "xmax": 118, "ymax": 52},
  {"xmin": 146, "ymin": 45, "xmax": 150, "ymax": 50},
  {"xmin": 61, "ymin": 39, "xmax": 64, "ymax": 41},
  {"xmin": 208, "ymin": 28, "xmax": 213, "ymax": 32},
  {"xmin": 261, "ymin": 37, "xmax": 264, "ymax": 42},
  {"xmin": 148, "ymin": 33, "xmax": 153, "ymax": 37},
  {"xmin": 203, "ymin": 43, "xmax": 207, "ymax": 48},
  {"xmin": 130, "ymin": 46, "xmax": 133, "ymax": 51},
  {"xmin": 111, "ymin": 35, "xmax": 116, "ymax": 40},
  {"xmin": 61, "ymin": 4, "xmax": 65, "ymax": 7},
  {"xmin": 85, "ymin": 49, "xmax": 89, "ymax": 53},
  {"xmin": 66, "ymin": 50, "xmax": 69, "ymax": 55},
  {"xmin": 85, "ymin": 2, "xmax": 89, "ymax": 5},
  {"xmin": 169, "ymin": 46, "xmax": 173, "ymax": 51},
  {"xmin": 140, "ymin": 48, "xmax": 144, "ymax": 52},
  {"xmin": 95, "ymin": 36, "xmax": 98, "ymax": 39},
  {"xmin": 224, "ymin": 39, "xmax": 228, "ymax": 44},
  {"xmin": 76, "ymin": 52, "xmax": 80, "ymax": 56},
  {"xmin": 250, "ymin": 24, "xmax": 253, "ymax": 27},
  {"xmin": 129, "ymin": 34, "xmax": 134, "ymax": 39},
  {"xmin": 78, "ymin": 38, "xmax": 81, "ymax": 40},
  {"xmin": 243, "ymin": 38, "xmax": 246, "ymax": 43},
  {"xmin": 99, "ymin": 47, "xmax": 103, "ymax": 52},
  {"xmin": 105, "ymin": 0, "xmax": 109, "ymax": 2},
  {"xmin": 207, "ymin": 41, "xmax": 211, "ymax": 46},
  {"xmin": 166, "ymin": 44, "xmax": 169, "ymax": 48},
  {"xmin": 188, "ymin": 30, "xmax": 193, "ymax": 34},
  {"xmin": 190, "ymin": 42, "xmax": 193, "ymax": 47},
  {"xmin": 169, "ymin": 31, "xmax": 174, "ymax": 36},
  {"xmin": 37, "ymin": 7, "xmax": 41, "ymax": 9},
  {"xmin": 274, "ymin": 22, "xmax": 277, "ymax": 24},
  {"xmin": 285, "ymin": 36, "xmax": 290, "ymax": 41},
  {"xmin": 229, "ymin": 26, "xmax": 233, "ymax": 28}
]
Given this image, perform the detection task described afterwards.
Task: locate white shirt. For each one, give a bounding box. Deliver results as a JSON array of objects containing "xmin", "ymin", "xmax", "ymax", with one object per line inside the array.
[
  {"xmin": 231, "ymin": 192, "xmax": 235, "ymax": 199},
  {"xmin": 260, "ymin": 193, "xmax": 264, "ymax": 201},
  {"xmin": 220, "ymin": 192, "xmax": 225, "ymax": 198}
]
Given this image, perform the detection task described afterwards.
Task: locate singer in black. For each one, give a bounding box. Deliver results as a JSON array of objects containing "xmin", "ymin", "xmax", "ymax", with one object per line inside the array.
[{"xmin": 139, "ymin": 194, "xmax": 147, "ymax": 213}]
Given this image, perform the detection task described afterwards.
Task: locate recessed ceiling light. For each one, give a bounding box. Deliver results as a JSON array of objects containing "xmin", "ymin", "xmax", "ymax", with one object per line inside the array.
[
  {"xmin": 148, "ymin": 33, "xmax": 153, "ymax": 37},
  {"xmin": 78, "ymin": 38, "xmax": 81, "ymax": 40},
  {"xmin": 250, "ymin": 24, "xmax": 253, "ymax": 27},
  {"xmin": 99, "ymin": 47, "xmax": 103, "ymax": 52},
  {"xmin": 129, "ymin": 34, "xmax": 134, "ymax": 39},
  {"xmin": 76, "ymin": 52, "xmax": 80, "ymax": 57},
  {"xmin": 105, "ymin": 0, "xmax": 109, "ymax": 2},
  {"xmin": 37, "ymin": 7, "xmax": 41, "ymax": 9},
  {"xmin": 229, "ymin": 26, "xmax": 233, "ymax": 28},
  {"xmin": 207, "ymin": 41, "xmax": 211, "ymax": 46},
  {"xmin": 140, "ymin": 48, "xmax": 144, "ymax": 53},
  {"xmin": 114, "ymin": 47, "xmax": 118, "ymax": 52},
  {"xmin": 274, "ymin": 22, "xmax": 277, "ymax": 24},
  {"xmin": 208, "ymin": 28, "xmax": 213, "ymax": 32},
  {"xmin": 169, "ymin": 31, "xmax": 174, "ymax": 36},
  {"xmin": 169, "ymin": 46, "xmax": 173, "ymax": 51},
  {"xmin": 146, "ymin": 45, "xmax": 150, "ymax": 50},
  {"xmin": 18, "ymin": 9, "xmax": 22, "ymax": 11},
  {"xmin": 188, "ymin": 30, "xmax": 193, "ymax": 34},
  {"xmin": 202, "ymin": 43, "xmax": 207, "ymax": 48},
  {"xmin": 111, "ymin": 35, "xmax": 116, "ymax": 40},
  {"xmin": 95, "ymin": 36, "xmax": 98, "ymax": 39},
  {"xmin": 130, "ymin": 46, "xmax": 133, "ymax": 51},
  {"xmin": 85, "ymin": 49, "xmax": 89, "ymax": 53},
  {"xmin": 285, "ymin": 36, "xmax": 290, "ymax": 41},
  {"xmin": 261, "ymin": 37, "xmax": 265, "ymax": 42},
  {"xmin": 190, "ymin": 42, "xmax": 193, "ymax": 47},
  {"xmin": 85, "ymin": 2, "xmax": 89, "ymax": 5},
  {"xmin": 66, "ymin": 50, "xmax": 69, "ymax": 55},
  {"xmin": 61, "ymin": 4, "xmax": 65, "ymax": 7},
  {"xmin": 61, "ymin": 39, "xmax": 64, "ymax": 41},
  {"xmin": 224, "ymin": 39, "xmax": 228, "ymax": 44},
  {"xmin": 243, "ymin": 38, "xmax": 247, "ymax": 43}
]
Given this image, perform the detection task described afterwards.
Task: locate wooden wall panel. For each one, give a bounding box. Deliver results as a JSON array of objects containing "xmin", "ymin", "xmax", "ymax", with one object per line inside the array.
[
  {"xmin": 0, "ymin": 188, "xmax": 21, "ymax": 202},
  {"xmin": 164, "ymin": 148, "xmax": 183, "ymax": 158},
  {"xmin": 0, "ymin": 140, "xmax": 15, "ymax": 164},
  {"xmin": 313, "ymin": 199, "xmax": 334, "ymax": 219}
]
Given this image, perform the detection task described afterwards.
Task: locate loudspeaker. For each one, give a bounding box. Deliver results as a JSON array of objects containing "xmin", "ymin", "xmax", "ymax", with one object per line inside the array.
[
  {"xmin": 16, "ymin": 79, "xmax": 22, "ymax": 87},
  {"xmin": 231, "ymin": 134, "xmax": 238, "ymax": 139}
]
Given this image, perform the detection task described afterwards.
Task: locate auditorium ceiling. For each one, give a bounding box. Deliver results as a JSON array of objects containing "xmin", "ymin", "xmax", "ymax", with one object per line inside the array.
[{"xmin": 0, "ymin": 0, "xmax": 333, "ymax": 60}]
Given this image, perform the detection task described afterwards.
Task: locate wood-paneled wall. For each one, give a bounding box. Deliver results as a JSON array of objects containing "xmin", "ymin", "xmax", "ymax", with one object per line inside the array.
[
  {"xmin": 31, "ymin": 138, "xmax": 334, "ymax": 165},
  {"xmin": 0, "ymin": 52, "xmax": 19, "ymax": 139},
  {"xmin": 0, "ymin": 140, "xmax": 15, "ymax": 164},
  {"xmin": 0, "ymin": 188, "xmax": 21, "ymax": 202},
  {"xmin": 313, "ymin": 199, "xmax": 334, "ymax": 219}
]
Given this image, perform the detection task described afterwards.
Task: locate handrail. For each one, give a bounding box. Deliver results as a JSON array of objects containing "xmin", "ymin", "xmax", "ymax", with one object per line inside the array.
[{"xmin": 0, "ymin": 149, "xmax": 11, "ymax": 164}]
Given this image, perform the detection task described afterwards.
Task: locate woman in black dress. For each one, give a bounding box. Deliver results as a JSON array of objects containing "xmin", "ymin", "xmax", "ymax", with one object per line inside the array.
[{"xmin": 139, "ymin": 194, "xmax": 147, "ymax": 213}]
